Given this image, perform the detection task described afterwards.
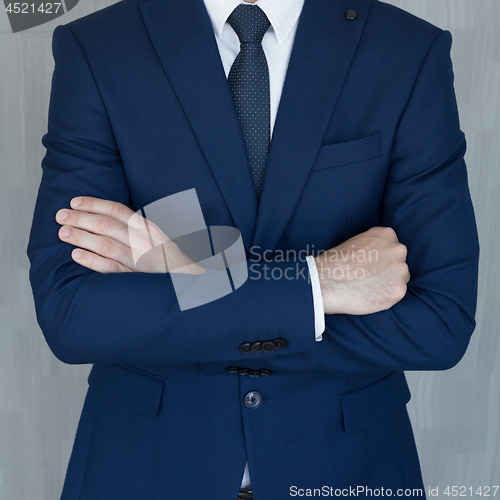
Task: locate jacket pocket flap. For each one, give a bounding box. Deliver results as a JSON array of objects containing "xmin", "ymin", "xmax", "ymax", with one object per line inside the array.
[
  {"xmin": 340, "ymin": 371, "xmax": 411, "ymax": 434},
  {"xmin": 88, "ymin": 363, "xmax": 165, "ymax": 417},
  {"xmin": 312, "ymin": 132, "xmax": 382, "ymax": 171}
]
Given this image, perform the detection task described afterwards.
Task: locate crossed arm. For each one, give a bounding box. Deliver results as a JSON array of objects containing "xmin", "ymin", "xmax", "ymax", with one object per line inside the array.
[{"xmin": 54, "ymin": 196, "xmax": 410, "ymax": 316}]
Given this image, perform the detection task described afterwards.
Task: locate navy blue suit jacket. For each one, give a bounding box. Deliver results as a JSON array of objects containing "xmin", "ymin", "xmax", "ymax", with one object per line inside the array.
[{"xmin": 27, "ymin": 0, "xmax": 480, "ymax": 498}]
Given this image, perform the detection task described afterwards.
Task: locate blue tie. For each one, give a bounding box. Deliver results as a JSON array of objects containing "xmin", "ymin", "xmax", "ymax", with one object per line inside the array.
[{"xmin": 227, "ymin": 4, "xmax": 271, "ymax": 201}]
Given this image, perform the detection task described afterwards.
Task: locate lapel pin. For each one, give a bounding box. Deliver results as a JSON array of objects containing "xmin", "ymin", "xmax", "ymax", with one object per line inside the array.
[{"xmin": 345, "ymin": 10, "xmax": 357, "ymax": 20}]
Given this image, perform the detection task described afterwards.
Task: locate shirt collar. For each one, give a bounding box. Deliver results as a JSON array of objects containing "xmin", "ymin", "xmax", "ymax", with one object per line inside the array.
[{"xmin": 203, "ymin": 0, "xmax": 304, "ymax": 45}]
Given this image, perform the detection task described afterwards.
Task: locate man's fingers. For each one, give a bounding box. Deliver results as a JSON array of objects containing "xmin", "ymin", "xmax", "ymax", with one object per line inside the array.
[
  {"xmin": 59, "ymin": 197, "xmax": 170, "ymax": 249},
  {"xmin": 69, "ymin": 196, "xmax": 135, "ymax": 226},
  {"xmin": 70, "ymin": 248, "xmax": 134, "ymax": 274},
  {"xmin": 58, "ymin": 225, "xmax": 137, "ymax": 270},
  {"xmin": 56, "ymin": 207, "xmax": 132, "ymax": 247},
  {"xmin": 55, "ymin": 208, "xmax": 170, "ymax": 265}
]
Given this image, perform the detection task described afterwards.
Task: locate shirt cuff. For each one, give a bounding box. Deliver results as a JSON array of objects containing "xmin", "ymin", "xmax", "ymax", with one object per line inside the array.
[{"xmin": 305, "ymin": 255, "xmax": 325, "ymax": 341}]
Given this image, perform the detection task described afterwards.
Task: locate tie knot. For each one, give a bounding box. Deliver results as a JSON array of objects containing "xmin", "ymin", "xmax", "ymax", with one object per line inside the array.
[{"xmin": 227, "ymin": 4, "xmax": 271, "ymax": 44}]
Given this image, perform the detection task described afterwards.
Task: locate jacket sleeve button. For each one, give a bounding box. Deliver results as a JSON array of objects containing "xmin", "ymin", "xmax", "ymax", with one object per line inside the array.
[
  {"xmin": 226, "ymin": 366, "xmax": 240, "ymax": 374},
  {"xmin": 258, "ymin": 369, "xmax": 272, "ymax": 376},
  {"xmin": 251, "ymin": 341, "xmax": 262, "ymax": 353},
  {"xmin": 261, "ymin": 341, "xmax": 276, "ymax": 353},
  {"xmin": 239, "ymin": 342, "xmax": 253, "ymax": 354},
  {"xmin": 273, "ymin": 338, "xmax": 287, "ymax": 350}
]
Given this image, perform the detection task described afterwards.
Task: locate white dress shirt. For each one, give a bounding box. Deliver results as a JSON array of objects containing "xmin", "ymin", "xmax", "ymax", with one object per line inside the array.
[{"xmin": 203, "ymin": 0, "xmax": 325, "ymax": 488}]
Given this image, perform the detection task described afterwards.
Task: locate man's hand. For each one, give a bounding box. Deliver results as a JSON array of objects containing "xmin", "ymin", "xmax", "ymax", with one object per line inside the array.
[
  {"xmin": 314, "ymin": 227, "xmax": 410, "ymax": 315},
  {"xmin": 55, "ymin": 196, "xmax": 205, "ymax": 275}
]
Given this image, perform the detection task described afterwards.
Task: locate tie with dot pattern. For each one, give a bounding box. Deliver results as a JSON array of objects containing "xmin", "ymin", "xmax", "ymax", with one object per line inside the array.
[{"xmin": 227, "ymin": 4, "xmax": 271, "ymax": 202}]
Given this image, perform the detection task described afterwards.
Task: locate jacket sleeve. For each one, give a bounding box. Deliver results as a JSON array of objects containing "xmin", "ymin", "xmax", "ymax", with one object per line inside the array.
[
  {"xmin": 27, "ymin": 24, "xmax": 317, "ymax": 365},
  {"xmin": 314, "ymin": 29, "xmax": 480, "ymax": 374}
]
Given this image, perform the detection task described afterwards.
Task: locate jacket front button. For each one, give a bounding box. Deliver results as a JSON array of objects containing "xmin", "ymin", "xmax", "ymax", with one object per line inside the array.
[
  {"xmin": 239, "ymin": 342, "xmax": 253, "ymax": 354},
  {"xmin": 244, "ymin": 391, "xmax": 262, "ymax": 409},
  {"xmin": 345, "ymin": 9, "xmax": 357, "ymax": 20}
]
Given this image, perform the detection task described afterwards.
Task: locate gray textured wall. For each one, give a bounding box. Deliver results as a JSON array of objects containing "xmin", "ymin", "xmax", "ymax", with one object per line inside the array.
[{"xmin": 1, "ymin": 1, "xmax": 498, "ymax": 499}]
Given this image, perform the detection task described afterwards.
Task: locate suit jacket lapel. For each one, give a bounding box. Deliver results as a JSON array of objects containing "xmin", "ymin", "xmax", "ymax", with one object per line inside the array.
[
  {"xmin": 252, "ymin": 0, "xmax": 371, "ymax": 252},
  {"xmin": 139, "ymin": 0, "xmax": 258, "ymax": 251}
]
